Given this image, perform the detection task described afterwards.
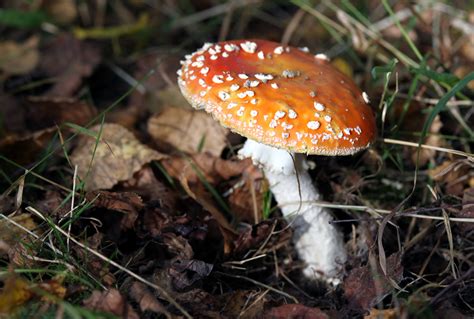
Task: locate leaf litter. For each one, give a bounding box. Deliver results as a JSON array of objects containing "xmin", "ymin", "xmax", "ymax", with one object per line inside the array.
[{"xmin": 0, "ymin": 1, "xmax": 473, "ymax": 318}]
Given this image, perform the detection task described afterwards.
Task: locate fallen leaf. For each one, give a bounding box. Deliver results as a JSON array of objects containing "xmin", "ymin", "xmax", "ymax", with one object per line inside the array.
[
  {"xmin": 0, "ymin": 213, "xmax": 38, "ymax": 246},
  {"xmin": 169, "ymin": 259, "xmax": 213, "ymax": 290},
  {"xmin": 332, "ymin": 57, "xmax": 353, "ymax": 78},
  {"xmin": 343, "ymin": 253, "xmax": 403, "ymax": 311},
  {"xmin": 37, "ymin": 279, "xmax": 67, "ymax": 302},
  {"xmin": 433, "ymin": 301, "xmax": 471, "ymax": 319},
  {"xmin": 86, "ymin": 191, "xmax": 143, "ymax": 230},
  {"xmin": 0, "ymin": 241, "xmax": 10, "ymax": 256},
  {"xmin": 36, "ymin": 189, "xmax": 68, "ymax": 219},
  {"xmin": 24, "ymin": 96, "xmax": 97, "ymax": 131},
  {"xmin": 162, "ymin": 154, "xmax": 254, "ymax": 251},
  {"xmin": 162, "ymin": 233, "xmax": 194, "ymax": 261},
  {"xmin": 0, "ymin": 93, "xmax": 24, "ymax": 133},
  {"xmin": 364, "ymin": 308, "xmax": 399, "ymax": 319},
  {"xmin": 73, "ymin": 233, "xmax": 117, "ymax": 286},
  {"xmin": 141, "ymin": 208, "xmax": 173, "ymax": 238},
  {"xmin": 0, "ymin": 37, "xmax": 39, "ymax": 75},
  {"xmin": 122, "ymin": 166, "xmax": 178, "ymax": 209},
  {"xmin": 0, "ymin": 275, "xmax": 32, "ymax": 315},
  {"xmin": 83, "ymin": 289, "xmax": 139, "ymax": 319},
  {"xmin": 231, "ymin": 218, "xmax": 291, "ymax": 259},
  {"xmin": 263, "ymin": 304, "xmax": 330, "ymax": 319},
  {"xmin": 41, "ymin": 0, "xmax": 77, "ymax": 25},
  {"xmin": 128, "ymin": 53, "xmax": 183, "ymax": 110},
  {"xmin": 456, "ymin": 187, "xmax": 474, "ymax": 233},
  {"xmin": 162, "ymin": 153, "xmax": 252, "ymax": 185},
  {"xmin": 129, "ymin": 282, "xmax": 169, "ymax": 317},
  {"xmin": 428, "ymin": 160, "xmax": 472, "ymax": 196},
  {"xmin": 106, "ymin": 104, "xmax": 144, "ymax": 131},
  {"xmin": 148, "ymin": 107, "xmax": 228, "ymax": 156},
  {"xmin": 71, "ymin": 123, "xmax": 166, "ymax": 191},
  {"xmin": 221, "ymin": 290, "xmax": 266, "ymax": 319},
  {"xmin": 454, "ymin": 66, "xmax": 474, "ymax": 90},
  {"xmin": 174, "ymin": 289, "xmax": 266, "ymax": 319},
  {"xmin": 39, "ymin": 33, "xmax": 101, "ymax": 96},
  {"xmin": 0, "ymin": 127, "xmax": 56, "ymax": 165},
  {"xmin": 392, "ymin": 100, "xmax": 444, "ymax": 166},
  {"xmin": 228, "ymin": 165, "xmax": 266, "ymax": 224},
  {"xmin": 411, "ymin": 114, "xmax": 442, "ymax": 166},
  {"xmin": 178, "ymin": 170, "xmax": 237, "ymax": 253}
]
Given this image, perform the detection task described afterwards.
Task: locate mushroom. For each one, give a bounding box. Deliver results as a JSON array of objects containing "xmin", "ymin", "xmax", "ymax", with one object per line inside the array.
[{"xmin": 177, "ymin": 39, "xmax": 376, "ymax": 284}]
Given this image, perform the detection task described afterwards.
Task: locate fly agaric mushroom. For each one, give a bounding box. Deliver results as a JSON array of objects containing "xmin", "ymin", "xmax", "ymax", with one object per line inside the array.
[{"xmin": 177, "ymin": 39, "xmax": 376, "ymax": 284}]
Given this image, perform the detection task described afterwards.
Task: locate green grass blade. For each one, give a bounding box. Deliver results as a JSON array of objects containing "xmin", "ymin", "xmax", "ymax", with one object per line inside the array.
[{"xmin": 0, "ymin": 9, "xmax": 49, "ymax": 28}]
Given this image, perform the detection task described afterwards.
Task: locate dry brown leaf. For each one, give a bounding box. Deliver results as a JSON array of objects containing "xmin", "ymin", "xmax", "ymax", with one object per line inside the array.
[
  {"xmin": 36, "ymin": 279, "xmax": 67, "ymax": 302},
  {"xmin": 456, "ymin": 187, "xmax": 474, "ymax": 233},
  {"xmin": 428, "ymin": 160, "xmax": 471, "ymax": 196},
  {"xmin": 39, "ymin": 33, "xmax": 101, "ymax": 96},
  {"xmin": 128, "ymin": 53, "xmax": 183, "ymax": 110},
  {"xmin": 0, "ymin": 93, "xmax": 24, "ymax": 133},
  {"xmin": 162, "ymin": 153, "xmax": 253, "ymax": 251},
  {"xmin": 83, "ymin": 289, "xmax": 139, "ymax": 319},
  {"xmin": 0, "ymin": 37, "xmax": 39, "ymax": 75},
  {"xmin": 169, "ymin": 259, "xmax": 213, "ymax": 290},
  {"xmin": 0, "ymin": 215, "xmax": 39, "ymax": 268},
  {"xmin": 86, "ymin": 191, "xmax": 143, "ymax": 230},
  {"xmin": 71, "ymin": 123, "xmax": 166, "ymax": 191},
  {"xmin": 411, "ymin": 114, "xmax": 442, "ymax": 166},
  {"xmin": 148, "ymin": 107, "xmax": 228, "ymax": 156},
  {"xmin": 0, "ymin": 127, "xmax": 65, "ymax": 166},
  {"xmin": 454, "ymin": 66, "xmax": 474, "ymax": 90},
  {"xmin": 129, "ymin": 282, "xmax": 170, "ymax": 317},
  {"xmin": 364, "ymin": 308, "xmax": 399, "ymax": 319},
  {"xmin": 106, "ymin": 104, "xmax": 144, "ymax": 131},
  {"xmin": 42, "ymin": 0, "xmax": 77, "ymax": 25},
  {"xmin": 24, "ymin": 96, "xmax": 97, "ymax": 131},
  {"xmin": 228, "ymin": 164, "xmax": 266, "ymax": 224},
  {"xmin": 460, "ymin": 13, "xmax": 474, "ymax": 63},
  {"xmin": 343, "ymin": 253, "xmax": 403, "ymax": 311},
  {"xmin": 263, "ymin": 304, "xmax": 330, "ymax": 319},
  {"xmin": 0, "ymin": 213, "xmax": 38, "ymax": 247},
  {"xmin": 162, "ymin": 153, "xmax": 252, "ymax": 185},
  {"xmin": 393, "ymin": 100, "xmax": 444, "ymax": 166},
  {"xmin": 122, "ymin": 166, "xmax": 178, "ymax": 209},
  {"xmin": 141, "ymin": 208, "xmax": 172, "ymax": 238},
  {"xmin": 0, "ymin": 241, "xmax": 10, "ymax": 256},
  {"xmin": 231, "ymin": 219, "xmax": 291, "ymax": 259}
]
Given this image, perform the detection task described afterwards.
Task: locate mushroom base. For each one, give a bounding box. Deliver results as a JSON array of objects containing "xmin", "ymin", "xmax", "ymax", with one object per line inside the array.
[{"xmin": 239, "ymin": 139, "xmax": 347, "ymax": 284}]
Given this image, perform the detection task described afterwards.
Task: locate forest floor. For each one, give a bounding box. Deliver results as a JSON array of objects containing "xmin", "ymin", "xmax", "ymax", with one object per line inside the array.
[{"xmin": 0, "ymin": 1, "xmax": 473, "ymax": 318}]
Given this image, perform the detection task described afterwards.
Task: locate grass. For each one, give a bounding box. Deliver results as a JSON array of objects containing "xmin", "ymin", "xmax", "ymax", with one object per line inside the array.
[{"xmin": 0, "ymin": 0, "xmax": 473, "ymax": 317}]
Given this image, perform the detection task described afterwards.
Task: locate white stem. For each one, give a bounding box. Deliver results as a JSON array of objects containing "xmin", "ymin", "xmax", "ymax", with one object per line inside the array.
[{"xmin": 239, "ymin": 139, "xmax": 346, "ymax": 284}]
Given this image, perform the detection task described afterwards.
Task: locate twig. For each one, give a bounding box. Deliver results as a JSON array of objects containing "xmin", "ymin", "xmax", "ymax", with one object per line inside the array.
[
  {"xmin": 170, "ymin": 0, "xmax": 260, "ymax": 30},
  {"xmin": 395, "ymin": 94, "xmax": 474, "ymax": 107},
  {"xmin": 67, "ymin": 165, "xmax": 78, "ymax": 252},
  {"xmin": 215, "ymin": 271, "xmax": 299, "ymax": 303},
  {"xmin": 281, "ymin": 9, "xmax": 306, "ymax": 46},
  {"xmin": 382, "ymin": 138, "xmax": 473, "ymax": 159},
  {"xmin": 279, "ymin": 201, "xmax": 474, "ymax": 223}
]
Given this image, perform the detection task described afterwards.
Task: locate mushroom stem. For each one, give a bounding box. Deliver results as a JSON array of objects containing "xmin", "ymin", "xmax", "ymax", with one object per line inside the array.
[{"xmin": 239, "ymin": 139, "xmax": 346, "ymax": 284}]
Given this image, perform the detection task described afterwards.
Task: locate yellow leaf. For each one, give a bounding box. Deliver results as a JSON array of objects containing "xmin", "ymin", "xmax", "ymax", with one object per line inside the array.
[
  {"xmin": 0, "ymin": 275, "xmax": 32, "ymax": 315},
  {"xmin": 331, "ymin": 57, "xmax": 353, "ymax": 78}
]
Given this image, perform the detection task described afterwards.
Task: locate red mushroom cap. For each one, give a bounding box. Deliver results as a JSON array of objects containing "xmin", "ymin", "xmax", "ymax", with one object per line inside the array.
[{"xmin": 177, "ymin": 39, "xmax": 376, "ymax": 155}]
